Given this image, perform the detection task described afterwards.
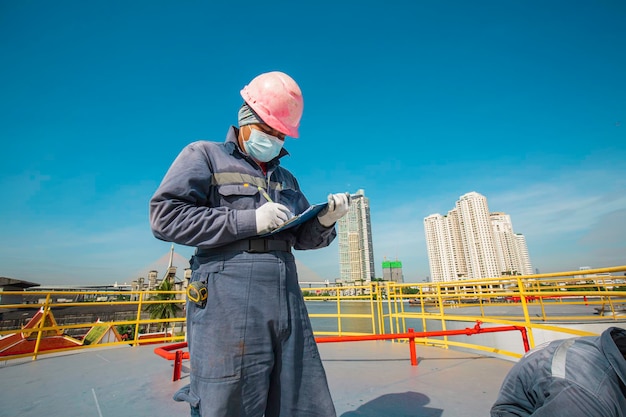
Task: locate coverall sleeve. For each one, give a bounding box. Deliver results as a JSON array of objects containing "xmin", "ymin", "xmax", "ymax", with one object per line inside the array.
[
  {"xmin": 490, "ymin": 355, "xmax": 616, "ymax": 417},
  {"xmin": 490, "ymin": 358, "xmax": 539, "ymax": 417},
  {"xmin": 493, "ymin": 386, "xmax": 617, "ymax": 417},
  {"xmin": 291, "ymin": 216, "xmax": 337, "ymax": 251},
  {"xmin": 149, "ymin": 142, "xmax": 258, "ymax": 248}
]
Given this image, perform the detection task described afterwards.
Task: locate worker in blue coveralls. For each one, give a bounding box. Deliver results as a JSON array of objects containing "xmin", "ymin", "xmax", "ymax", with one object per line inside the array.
[
  {"xmin": 491, "ymin": 326, "xmax": 626, "ymax": 417},
  {"xmin": 149, "ymin": 71, "xmax": 349, "ymax": 417}
]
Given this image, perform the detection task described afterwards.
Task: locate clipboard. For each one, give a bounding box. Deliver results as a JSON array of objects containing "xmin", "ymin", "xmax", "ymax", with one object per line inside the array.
[{"xmin": 261, "ymin": 202, "xmax": 328, "ymax": 236}]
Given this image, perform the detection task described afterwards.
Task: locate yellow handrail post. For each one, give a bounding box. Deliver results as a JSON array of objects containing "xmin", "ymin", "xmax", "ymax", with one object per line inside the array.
[
  {"xmin": 389, "ymin": 283, "xmax": 396, "ymax": 335},
  {"xmin": 434, "ymin": 283, "xmax": 450, "ymax": 348},
  {"xmin": 32, "ymin": 293, "xmax": 52, "ymax": 361},
  {"xmin": 375, "ymin": 283, "xmax": 385, "ymax": 335},
  {"xmin": 516, "ymin": 275, "xmax": 535, "ymax": 348},
  {"xmin": 607, "ymin": 295, "xmax": 616, "ymax": 319},
  {"xmin": 478, "ymin": 283, "xmax": 486, "ymax": 317},
  {"xmin": 133, "ymin": 291, "xmax": 143, "ymax": 346},
  {"xmin": 336, "ymin": 287, "xmax": 342, "ymax": 336},
  {"xmin": 534, "ymin": 280, "xmax": 547, "ymax": 321},
  {"xmin": 397, "ymin": 284, "xmax": 407, "ymax": 334},
  {"xmin": 419, "ymin": 283, "xmax": 427, "ymax": 333},
  {"xmin": 369, "ymin": 284, "xmax": 377, "ymax": 335},
  {"xmin": 385, "ymin": 282, "xmax": 395, "ymax": 335}
]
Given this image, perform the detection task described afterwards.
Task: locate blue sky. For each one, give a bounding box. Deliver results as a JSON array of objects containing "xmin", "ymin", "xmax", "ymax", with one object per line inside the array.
[{"xmin": 1, "ymin": 1, "xmax": 624, "ymax": 285}]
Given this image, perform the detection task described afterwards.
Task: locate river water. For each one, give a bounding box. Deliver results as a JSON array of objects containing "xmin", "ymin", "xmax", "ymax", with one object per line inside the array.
[{"xmin": 305, "ymin": 300, "xmax": 431, "ymax": 335}]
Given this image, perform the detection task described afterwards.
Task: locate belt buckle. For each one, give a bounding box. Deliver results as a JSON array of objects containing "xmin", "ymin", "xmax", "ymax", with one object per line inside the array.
[{"xmin": 248, "ymin": 239, "xmax": 268, "ymax": 253}]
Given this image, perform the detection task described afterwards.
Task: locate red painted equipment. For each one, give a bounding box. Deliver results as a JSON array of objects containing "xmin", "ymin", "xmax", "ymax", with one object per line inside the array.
[
  {"xmin": 155, "ymin": 321, "xmax": 529, "ymax": 380},
  {"xmin": 154, "ymin": 342, "xmax": 189, "ymax": 381},
  {"xmin": 315, "ymin": 321, "xmax": 530, "ymax": 366}
]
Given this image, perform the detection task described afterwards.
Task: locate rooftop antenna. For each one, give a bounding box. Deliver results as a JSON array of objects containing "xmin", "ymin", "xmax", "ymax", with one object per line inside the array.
[
  {"xmin": 163, "ymin": 244, "xmax": 177, "ymax": 284},
  {"xmin": 167, "ymin": 244, "xmax": 175, "ymax": 269}
]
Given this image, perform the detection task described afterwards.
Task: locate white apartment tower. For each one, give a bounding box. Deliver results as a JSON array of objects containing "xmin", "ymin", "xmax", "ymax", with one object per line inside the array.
[
  {"xmin": 446, "ymin": 208, "xmax": 468, "ymax": 278},
  {"xmin": 424, "ymin": 214, "xmax": 457, "ymax": 282},
  {"xmin": 456, "ymin": 192, "xmax": 501, "ymax": 279},
  {"xmin": 424, "ymin": 192, "xmax": 533, "ymax": 282},
  {"xmin": 514, "ymin": 233, "xmax": 534, "ymax": 275},
  {"xmin": 490, "ymin": 212, "xmax": 519, "ymax": 275},
  {"xmin": 490, "ymin": 212, "xmax": 532, "ymax": 276},
  {"xmin": 338, "ymin": 189, "xmax": 375, "ymax": 283}
]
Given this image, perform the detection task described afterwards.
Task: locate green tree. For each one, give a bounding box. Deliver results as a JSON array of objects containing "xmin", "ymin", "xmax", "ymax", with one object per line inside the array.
[
  {"xmin": 401, "ymin": 287, "xmax": 420, "ymax": 295},
  {"xmin": 144, "ymin": 279, "xmax": 182, "ymax": 333},
  {"xmin": 116, "ymin": 322, "xmax": 135, "ymax": 341}
]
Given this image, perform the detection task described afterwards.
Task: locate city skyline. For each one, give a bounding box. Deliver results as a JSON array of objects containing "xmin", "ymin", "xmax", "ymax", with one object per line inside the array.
[{"xmin": 1, "ymin": 2, "xmax": 624, "ymax": 285}]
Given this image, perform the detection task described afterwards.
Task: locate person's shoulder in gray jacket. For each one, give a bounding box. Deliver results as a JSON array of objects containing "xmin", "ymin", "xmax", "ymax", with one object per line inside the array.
[{"xmin": 491, "ymin": 326, "xmax": 626, "ymax": 417}]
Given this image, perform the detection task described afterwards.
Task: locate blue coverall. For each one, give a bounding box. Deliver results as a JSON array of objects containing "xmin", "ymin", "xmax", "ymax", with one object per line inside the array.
[
  {"xmin": 149, "ymin": 127, "xmax": 337, "ymax": 417},
  {"xmin": 491, "ymin": 327, "xmax": 626, "ymax": 417}
]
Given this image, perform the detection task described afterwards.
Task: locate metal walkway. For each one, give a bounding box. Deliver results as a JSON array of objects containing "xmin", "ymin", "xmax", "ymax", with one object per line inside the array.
[{"xmin": 0, "ymin": 340, "xmax": 513, "ymax": 417}]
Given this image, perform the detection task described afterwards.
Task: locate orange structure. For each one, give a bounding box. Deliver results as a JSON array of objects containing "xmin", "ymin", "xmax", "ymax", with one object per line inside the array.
[
  {"xmin": 0, "ymin": 307, "xmax": 124, "ymax": 357},
  {"xmin": 0, "ymin": 307, "xmax": 83, "ymax": 356}
]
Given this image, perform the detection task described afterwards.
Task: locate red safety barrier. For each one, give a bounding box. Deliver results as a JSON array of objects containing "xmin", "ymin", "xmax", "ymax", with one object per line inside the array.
[
  {"xmin": 154, "ymin": 342, "xmax": 189, "ymax": 381},
  {"xmin": 315, "ymin": 321, "xmax": 529, "ymax": 366},
  {"xmin": 155, "ymin": 321, "xmax": 529, "ymax": 380}
]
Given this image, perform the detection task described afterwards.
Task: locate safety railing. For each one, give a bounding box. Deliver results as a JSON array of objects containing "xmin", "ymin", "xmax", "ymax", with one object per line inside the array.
[
  {"xmin": 155, "ymin": 321, "xmax": 531, "ymax": 381},
  {"xmin": 0, "ymin": 289, "xmax": 186, "ymax": 361},
  {"xmin": 2, "ymin": 266, "xmax": 625, "ymax": 363},
  {"xmin": 302, "ymin": 283, "xmax": 377, "ymax": 336},
  {"xmin": 316, "ymin": 321, "xmax": 530, "ymax": 364},
  {"xmin": 380, "ymin": 265, "xmax": 626, "ymax": 356},
  {"xmin": 302, "ymin": 266, "xmax": 626, "ymax": 359}
]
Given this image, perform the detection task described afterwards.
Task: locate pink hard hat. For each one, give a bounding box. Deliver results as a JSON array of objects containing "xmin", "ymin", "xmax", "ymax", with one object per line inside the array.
[{"xmin": 240, "ymin": 71, "xmax": 304, "ymax": 138}]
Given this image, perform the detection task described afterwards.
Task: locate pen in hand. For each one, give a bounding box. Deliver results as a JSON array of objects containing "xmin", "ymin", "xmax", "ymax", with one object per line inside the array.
[
  {"xmin": 258, "ymin": 186, "xmax": 295, "ymax": 221},
  {"xmin": 258, "ymin": 186, "xmax": 274, "ymax": 203}
]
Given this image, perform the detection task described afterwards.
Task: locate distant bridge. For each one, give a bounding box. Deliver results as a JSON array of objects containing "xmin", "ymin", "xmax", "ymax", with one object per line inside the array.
[{"xmin": 298, "ymin": 281, "xmax": 332, "ymax": 288}]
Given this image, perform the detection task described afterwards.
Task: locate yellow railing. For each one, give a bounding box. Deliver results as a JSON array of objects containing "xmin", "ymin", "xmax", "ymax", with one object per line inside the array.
[
  {"xmin": 303, "ymin": 284, "xmax": 377, "ymax": 336},
  {"xmin": 1, "ymin": 266, "xmax": 624, "ymax": 362},
  {"xmin": 0, "ymin": 290, "xmax": 186, "ymax": 361},
  {"xmin": 302, "ymin": 266, "xmax": 626, "ymax": 359},
  {"xmin": 380, "ymin": 265, "xmax": 626, "ymax": 357}
]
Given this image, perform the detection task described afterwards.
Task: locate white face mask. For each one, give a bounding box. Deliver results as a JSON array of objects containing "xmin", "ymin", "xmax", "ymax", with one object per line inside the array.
[{"xmin": 243, "ymin": 128, "xmax": 284, "ymax": 162}]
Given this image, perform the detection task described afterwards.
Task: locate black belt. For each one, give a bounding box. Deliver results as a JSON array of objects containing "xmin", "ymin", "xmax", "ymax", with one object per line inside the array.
[{"xmin": 197, "ymin": 239, "xmax": 291, "ymax": 255}]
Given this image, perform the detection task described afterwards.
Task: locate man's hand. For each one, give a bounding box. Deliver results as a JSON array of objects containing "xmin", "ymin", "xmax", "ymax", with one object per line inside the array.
[
  {"xmin": 255, "ymin": 202, "xmax": 293, "ymax": 234},
  {"xmin": 317, "ymin": 193, "xmax": 350, "ymax": 227}
]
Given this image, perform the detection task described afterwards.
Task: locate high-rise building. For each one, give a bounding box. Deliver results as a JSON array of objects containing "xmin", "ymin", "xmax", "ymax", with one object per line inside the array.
[
  {"xmin": 424, "ymin": 192, "xmax": 533, "ymax": 282},
  {"xmin": 456, "ymin": 192, "xmax": 501, "ymax": 279},
  {"xmin": 424, "ymin": 214, "xmax": 457, "ymax": 282},
  {"xmin": 382, "ymin": 259, "xmax": 404, "ymax": 283},
  {"xmin": 490, "ymin": 212, "xmax": 519, "ymax": 275},
  {"xmin": 514, "ymin": 233, "xmax": 533, "ymax": 276},
  {"xmin": 338, "ymin": 189, "xmax": 375, "ymax": 283}
]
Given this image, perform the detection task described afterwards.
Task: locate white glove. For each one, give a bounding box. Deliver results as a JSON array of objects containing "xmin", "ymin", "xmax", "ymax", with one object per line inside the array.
[
  {"xmin": 317, "ymin": 193, "xmax": 350, "ymax": 227},
  {"xmin": 255, "ymin": 202, "xmax": 293, "ymax": 234}
]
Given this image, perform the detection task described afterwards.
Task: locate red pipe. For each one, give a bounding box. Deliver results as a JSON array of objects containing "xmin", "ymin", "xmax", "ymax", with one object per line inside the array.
[
  {"xmin": 154, "ymin": 342, "xmax": 189, "ymax": 360},
  {"xmin": 172, "ymin": 349, "xmax": 184, "ymax": 381},
  {"xmin": 315, "ymin": 321, "xmax": 529, "ymax": 366},
  {"xmin": 155, "ymin": 322, "xmax": 529, "ymax": 378},
  {"xmin": 408, "ymin": 328, "xmax": 417, "ymax": 366},
  {"xmin": 154, "ymin": 342, "xmax": 189, "ymax": 381}
]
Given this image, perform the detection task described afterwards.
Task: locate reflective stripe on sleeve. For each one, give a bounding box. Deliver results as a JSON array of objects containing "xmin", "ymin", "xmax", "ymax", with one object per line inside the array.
[
  {"xmin": 551, "ymin": 338, "xmax": 576, "ymax": 379},
  {"xmin": 212, "ymin": 172, "xmax": 284, "ymax": 191}
]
